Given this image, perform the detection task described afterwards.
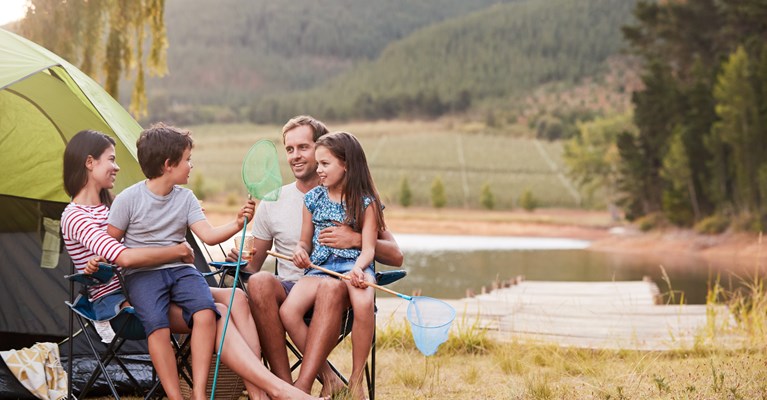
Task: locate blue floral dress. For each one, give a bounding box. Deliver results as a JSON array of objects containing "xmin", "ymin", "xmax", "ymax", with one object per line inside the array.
[{"xmin": 304, "ymin": 185, "xmax": 374, "ymax": 276}]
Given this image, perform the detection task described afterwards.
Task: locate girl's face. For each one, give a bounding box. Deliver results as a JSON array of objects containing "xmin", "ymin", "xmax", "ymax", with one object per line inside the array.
[
  {"xmin": 315, "ymin": 145, "xmax": 346, "ymax": 191},
  {"xmin": 89, "ymin": 145, "xmax": 119, "ymax": 189}
]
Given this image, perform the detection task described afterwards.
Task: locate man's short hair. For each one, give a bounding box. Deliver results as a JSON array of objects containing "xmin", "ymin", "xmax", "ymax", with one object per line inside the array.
[
  {"xmin": 282, "ymin": 115, "xmax": 329, "ymax": 143},
  {"xmin": 137, "ymin": 122, "xmax": 194, "ymax": 179}
]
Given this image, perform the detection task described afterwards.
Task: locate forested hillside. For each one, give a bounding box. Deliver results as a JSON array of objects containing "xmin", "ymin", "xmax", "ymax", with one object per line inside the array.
[
  {"xmin": 145, "ymin": 0, "xmax": 511, "ymax": 120},
  {"xmin": 251, "ymin": 0, "xmax": 638, "ymax": 122},
  {"xmin": 146, "ymin": 0, "xmax": 636, "ymax": 124}
]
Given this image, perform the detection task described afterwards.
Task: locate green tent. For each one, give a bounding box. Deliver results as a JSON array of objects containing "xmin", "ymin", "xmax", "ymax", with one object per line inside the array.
[{"xmin": 0, "ymin": 27, "xmax": 145, "ymax": 346}]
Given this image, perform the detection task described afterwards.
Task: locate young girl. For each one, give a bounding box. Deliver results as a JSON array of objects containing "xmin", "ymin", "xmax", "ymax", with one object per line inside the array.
[
  {"xmin": 287, "ymin": 131, "xmax": 386, "ymax": 399},
  {"xmin": 62, "ymin": 129, "xmax": 325, "ymax": 400}
]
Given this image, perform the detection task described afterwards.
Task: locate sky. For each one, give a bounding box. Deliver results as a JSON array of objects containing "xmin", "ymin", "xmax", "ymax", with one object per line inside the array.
[{"xmin": 0, "ymin": 0, "xmax": 28, "ymax": 27}]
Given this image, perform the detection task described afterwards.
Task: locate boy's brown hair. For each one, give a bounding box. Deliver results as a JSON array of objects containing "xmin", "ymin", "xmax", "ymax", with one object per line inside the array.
[{"xmin": 136, "ymin": 122, "xmax": 194, "ymax": 179}]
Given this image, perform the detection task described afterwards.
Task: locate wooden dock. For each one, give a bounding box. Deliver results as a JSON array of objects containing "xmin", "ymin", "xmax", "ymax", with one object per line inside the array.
[{"xmin": 375, "ymin": 279, "xmax": 735, "ymax": 351}]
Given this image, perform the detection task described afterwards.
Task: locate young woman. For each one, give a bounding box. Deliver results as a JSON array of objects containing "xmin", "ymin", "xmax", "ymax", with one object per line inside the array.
[
  {"xmin": 286, "ymin": 131, "xmax": 387, "ymax": 399},
  {"xmin": 62, "ymin": 129, "xmax": 324, "ymax": 400}
]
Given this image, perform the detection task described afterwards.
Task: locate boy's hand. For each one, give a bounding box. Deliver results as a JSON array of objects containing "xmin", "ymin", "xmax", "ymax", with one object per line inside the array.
[
  {"xmin": 292, "ymin": 247, "xmax": 310, "ymax": 269},
  {"xmin": 85, "ymin": 256, "xmax": 105, "ymax": 274},
  {"xmin": 176, "ymin": 242, "xmax": 194, "ymax": 264},
  {"xmin": 349, "ymin": 266, "xmax": 367, "ymax": 288},
  {"xmin": 236, "ymin": 199, "xmax": 256, "ymax": 228},
  {"xmin": 318, "ymin": 221, "xmax": 361, "ymax": 249}
]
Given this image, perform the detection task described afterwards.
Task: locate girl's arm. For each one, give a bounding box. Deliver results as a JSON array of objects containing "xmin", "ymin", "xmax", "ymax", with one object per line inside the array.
[
  {"xmin": 106, "ymin": 224, "xmax": 194, "ymax": 268},
  {"xmin": 350, "ymin": 206, "xmax": 378, "ymax": 288},
  {"xmin": 292, "ymin": 206, "xmax": 315, "ymax": 269}
]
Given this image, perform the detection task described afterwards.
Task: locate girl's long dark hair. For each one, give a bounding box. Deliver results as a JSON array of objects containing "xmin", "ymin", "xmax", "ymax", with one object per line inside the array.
[
  {"xmin": 316, "ymin": 131, "xmax": 386, "ymax": 232},
  {"xmin": 63, "ymin": 130, "xmax": 117, "ymax": 207}
]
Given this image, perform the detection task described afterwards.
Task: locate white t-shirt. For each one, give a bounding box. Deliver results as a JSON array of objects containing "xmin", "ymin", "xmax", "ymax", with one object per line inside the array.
[{"xmin": 251, "ymin": 181, "xmax": 304, "ymax": 282}]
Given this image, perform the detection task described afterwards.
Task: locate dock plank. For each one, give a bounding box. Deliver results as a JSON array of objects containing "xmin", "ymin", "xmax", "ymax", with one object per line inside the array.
[{"xmin": 375, "ymin": 280, "xmax": 735, "ymax": 350}]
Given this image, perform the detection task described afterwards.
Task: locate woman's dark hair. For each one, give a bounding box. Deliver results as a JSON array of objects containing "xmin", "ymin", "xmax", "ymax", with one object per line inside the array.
[
  {"xmin": 316, "ymin": 131, "xmax": 386, "ymax": 232},
  {"xmin": 63, "ymin": 130, "xmax": 117, "ymax": 206}
]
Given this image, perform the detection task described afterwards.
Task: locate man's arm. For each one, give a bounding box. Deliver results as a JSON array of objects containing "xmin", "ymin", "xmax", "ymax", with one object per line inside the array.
[{"xmin": 317, "ymin": 222, "xmax": 403, "ymax": 267}]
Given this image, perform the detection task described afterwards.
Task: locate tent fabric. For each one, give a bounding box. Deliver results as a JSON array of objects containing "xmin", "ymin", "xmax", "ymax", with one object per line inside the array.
[
  {"xmin": 0, "ymin": 28, "xmax": 144, "ymax": 203},
  {"xmin": 0, "ymin": 27, "xmax": 148, "ymax": 340},
  {"xmin": 0, "ymin": 27, "xmax": 218, "ymax": 396}
]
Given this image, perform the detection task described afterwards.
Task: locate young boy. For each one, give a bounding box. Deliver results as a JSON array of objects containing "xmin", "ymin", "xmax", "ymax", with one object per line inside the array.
[{"xmin": 107, "ymin": 123, "xmax": 254, "ymax": 400}]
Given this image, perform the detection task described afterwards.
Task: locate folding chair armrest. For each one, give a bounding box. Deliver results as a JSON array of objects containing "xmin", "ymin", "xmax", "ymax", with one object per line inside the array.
[
  {"xmin": 64, "ymin": 263, "xmax": 116, "ymax": 286},
  {"xmin": 375, "ymin": 269, "xmax": 407, "ymax": 286}
]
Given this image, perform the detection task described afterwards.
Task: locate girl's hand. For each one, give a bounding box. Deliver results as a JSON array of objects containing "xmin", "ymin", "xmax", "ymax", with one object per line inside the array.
[
  {"xmin": 292, "ymin": 247, "xmax": 310, "ymax": 269},
  {"xmin": 349, "ymin": 266, "xmax": 367, "ymax": 288},
  {"xmin": 85, "ymin": 256, "xmax": 106, "ymax": 274},
  {"xmin": 236, "ymin": 199, "xmax": 256, "ymax": 228}
]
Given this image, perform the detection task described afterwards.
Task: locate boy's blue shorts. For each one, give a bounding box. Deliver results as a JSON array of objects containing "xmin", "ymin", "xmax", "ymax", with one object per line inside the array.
[
  {"xmin": 92, "ymin": 291, "xmax": 127, "ymax": 321},
  {"xmin": 125, "ymin": 266, "xmax": 219, "ymax": 337}
]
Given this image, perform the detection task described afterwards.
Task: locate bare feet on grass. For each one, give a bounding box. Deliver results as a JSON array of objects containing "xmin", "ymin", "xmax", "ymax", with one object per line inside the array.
[{"xmin": 319, "ymin": 372, "xmax": 346, "ymax": 398}]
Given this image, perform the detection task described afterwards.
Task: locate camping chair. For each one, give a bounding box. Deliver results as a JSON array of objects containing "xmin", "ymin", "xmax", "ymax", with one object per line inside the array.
[
  {"xmin": 209, "ymin": 255, "xmax": 406, "ymax": 400},
  {"xmin": 64, "ymin": 263, "xmax": 186, "ymax": 399}
]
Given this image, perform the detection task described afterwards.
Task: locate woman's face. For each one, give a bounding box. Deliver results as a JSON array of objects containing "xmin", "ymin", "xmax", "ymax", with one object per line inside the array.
[{"xmin": 89, "ymin": 145, "xmax": 119, "ymax": 190}]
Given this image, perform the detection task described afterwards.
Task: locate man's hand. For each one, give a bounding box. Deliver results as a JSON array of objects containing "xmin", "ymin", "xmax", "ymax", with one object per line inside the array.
[
  {"xmin": 177, "ymin": 242, "xmax": 194, "ymax": 264},
  {"xmin": 224, "ymin": 246, "xmax": 255, "ymax": 262},
  {"xmin": 85, "ymin": 256, "xmax": 105, "ymax": 274},
  {"xmin": 236, "ymin": 199, "xmax": 257, "ymax": 228},
  {"xmin": 318, "ymin": 221, "xmax": 361, "ymax": 250}
]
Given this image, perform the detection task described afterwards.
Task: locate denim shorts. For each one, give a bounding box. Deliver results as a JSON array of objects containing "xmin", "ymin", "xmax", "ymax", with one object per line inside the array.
[
  {"xmin": 92, "ymin": 291, "xmax": 127, "ymax": 321},
  {"xmin": 124, "ymin": 266, "xmax": 219, "ymax": 337},
  {"xmin": 306, "ymin": 254, "xmax": 375, "ymax": 279}
]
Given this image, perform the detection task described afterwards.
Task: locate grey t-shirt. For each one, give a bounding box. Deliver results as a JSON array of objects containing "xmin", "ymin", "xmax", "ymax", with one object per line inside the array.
[
  {"xmin": 108, "ymin": 180, "xmax": 206, "ymax": 274},
  {"xmin": 251, "ymin": 181, "xmax": 304, "ymax": 282}
]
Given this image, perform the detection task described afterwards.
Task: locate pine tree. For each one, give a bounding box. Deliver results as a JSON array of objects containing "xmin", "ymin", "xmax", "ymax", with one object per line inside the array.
[
  {"xmin": 431, "ymin": 176, "xmax": 446, "ymax": 209},
  {"xmin": 399, "ymin": 176, "xmax": 412, "ymax": 208},
  {"xmin": 519, "ymin": 188, "xmax": 538, "ymax": 212},
  {"xmin": 480, "ymin": 182, "xmax": 495, "ymax": 210}
]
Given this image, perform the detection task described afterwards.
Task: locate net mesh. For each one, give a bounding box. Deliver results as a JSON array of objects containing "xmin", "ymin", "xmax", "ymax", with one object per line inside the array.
[
  {"xmin": 241, "ymin": 140, "xmax": 282, "ymax": 201},
  {"xmin": 406, "ymin": 297, "xmax": 456, "ymax": 356}
]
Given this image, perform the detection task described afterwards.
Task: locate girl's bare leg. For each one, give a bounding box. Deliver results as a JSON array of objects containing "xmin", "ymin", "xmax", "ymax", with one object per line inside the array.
[{"xmin": 345, "ymin": 277, "xmax": 375, "ymax": 400}]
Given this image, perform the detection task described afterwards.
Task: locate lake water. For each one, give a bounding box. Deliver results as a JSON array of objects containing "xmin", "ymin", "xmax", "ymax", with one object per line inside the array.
[{"xmin": 382, "ymin": 234, "xmax": 765, "ymax": 304}]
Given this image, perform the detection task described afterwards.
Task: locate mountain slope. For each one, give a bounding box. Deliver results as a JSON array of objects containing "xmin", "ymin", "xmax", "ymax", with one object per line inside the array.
[{"xmin": 253, "ymin": 0, "xmax": 637, "ymax": 121}]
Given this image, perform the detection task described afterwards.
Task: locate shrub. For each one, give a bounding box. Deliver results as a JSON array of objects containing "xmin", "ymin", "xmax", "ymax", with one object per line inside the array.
[
  {"xmin": 634, "ymin": 212, "xmax": 666, "ymax": 232},
  {"xmin": 693, "ymin": 214, "xmax": 730, "ymax": 234},
  {"xmin": 431, "ymin": 176, "xmax": 446, "ymax": 208},
  {"xmin": 190, "ymin": 173, "xmax": 207, "ymax": 200},
  {"xmin": 399, "ymin": 176, "xmax": 412, "ymax": 208},
  {"xmin": 519, "ymin": 188, "xmax": 538, "ymax": 212},
  {"xmin": 480, "ymin": 182, "xmax": 495, "ymax": 210}
]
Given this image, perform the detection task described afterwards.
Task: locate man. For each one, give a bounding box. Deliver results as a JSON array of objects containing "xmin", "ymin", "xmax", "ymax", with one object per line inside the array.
[{"xmin": 230, "ymin": 115, "xmax": 403, "ymax": 396}]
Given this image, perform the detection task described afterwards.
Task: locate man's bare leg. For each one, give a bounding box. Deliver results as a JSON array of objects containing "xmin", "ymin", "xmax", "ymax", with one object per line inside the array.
[
  {"xmin": 247, "ymin": 271, "xmax": 292, "ymax": 383},
  {"xmin": 291, "ymin": 279, "xmax": 349, "ymax": 395}
]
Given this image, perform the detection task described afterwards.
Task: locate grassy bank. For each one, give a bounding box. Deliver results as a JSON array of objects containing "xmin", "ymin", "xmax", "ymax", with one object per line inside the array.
[{"xmin": 319, "ymin": 320, "xmax": 767, "ymax": 399}]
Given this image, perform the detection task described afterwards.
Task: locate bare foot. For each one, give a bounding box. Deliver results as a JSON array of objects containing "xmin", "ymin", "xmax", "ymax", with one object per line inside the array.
[{"xmin": 319, "ymin": 373, "xmax": 346, "ymax": 398}]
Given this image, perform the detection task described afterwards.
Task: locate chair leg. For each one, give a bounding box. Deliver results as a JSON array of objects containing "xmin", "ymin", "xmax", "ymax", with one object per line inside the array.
[{"xmin": 76, "ymin": 320, "xmax": 121, "ymax": 399}]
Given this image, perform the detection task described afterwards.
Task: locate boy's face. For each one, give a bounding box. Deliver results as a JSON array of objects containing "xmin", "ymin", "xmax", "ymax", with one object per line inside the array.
[{"xmin": 166, "ymin": 147, "xmax": 193, "ymax": 185}]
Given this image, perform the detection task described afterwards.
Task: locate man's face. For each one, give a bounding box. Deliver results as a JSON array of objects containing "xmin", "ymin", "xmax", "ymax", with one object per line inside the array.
[{"xmin": 284, "ymin": 125, "xmax": 318, "ymax": 181}]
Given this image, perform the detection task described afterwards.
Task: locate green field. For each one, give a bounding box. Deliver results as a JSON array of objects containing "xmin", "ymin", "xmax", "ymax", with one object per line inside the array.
[{"xmin": 187, "ymin": 121, "xmax": 581, "ymax": 209}]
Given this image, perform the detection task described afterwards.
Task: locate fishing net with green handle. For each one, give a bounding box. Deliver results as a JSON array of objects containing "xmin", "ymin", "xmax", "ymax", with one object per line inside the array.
[{"xmin": 242, "ymin": 139, "xmax": 282, "ymax": 201}]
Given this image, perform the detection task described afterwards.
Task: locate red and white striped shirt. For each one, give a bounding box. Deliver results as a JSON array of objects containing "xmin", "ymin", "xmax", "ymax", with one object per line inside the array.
[{"xmin": 61, "ymin": 203, "xmax": 126, "ymax": 300}]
